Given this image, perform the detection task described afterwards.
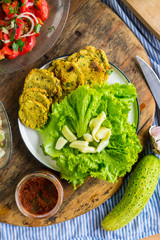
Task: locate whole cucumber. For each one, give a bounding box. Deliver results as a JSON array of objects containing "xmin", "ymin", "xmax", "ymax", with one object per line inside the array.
[{"xmin": 101, "ymin": 154, "xmax": 160, "ymax": 231}]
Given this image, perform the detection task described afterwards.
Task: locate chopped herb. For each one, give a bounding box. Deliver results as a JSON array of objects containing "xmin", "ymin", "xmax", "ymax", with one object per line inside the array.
[
  {"xmin": 9, "ymin": 7, "xmax": 15, "ymax": 14},
  {"xmin": 107, "ymin": 69, "xmax": 113, "ymax": 75},
  {"xmin": 10, "ymin": 33, "xmax": 14, "ymax": 42},
  {"xmin": 2, "ymin": 0, "xmax": 12, "ymax": 2},
  {"xmin": 0, "ymin": 67, "xmax": 5, "ymax": 73},
  {"xmin": 48, "ymin": 26, "xmax": 55, "ymax": 32},
  {"xmin": 12, "ymin": 41, "xmax": 19, "ymax": 51},
  {"xmin": 87, "ymin": 80, "xmax": 92, "ymax": 85},
  {"xmin": 100, "ymin": 53, "xmax": 104, "ymax": 62},
  {"xmin": 34, "ymin": 23, "xmax": 41, "ymax": 34},
  {"xmin": 17, "ymin": 39, "xmax": 25, "ymax": 52},
  {"xmin": 65, "ymin": 82, "xmax": 71, "ymax": 88},
  {"xmin": 3, "ymin": 143, "xmax": 7, "ymax": 149},
  {"xmin": 12, "ymin": 39, "xmax": 25, "ymax": 52},
  {"xmin": 9, "ymin": 4, "xmax": 19, "ymax": 14}
]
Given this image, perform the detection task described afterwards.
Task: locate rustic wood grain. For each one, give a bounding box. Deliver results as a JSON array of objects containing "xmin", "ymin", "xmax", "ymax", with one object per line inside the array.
[
  {"xmin": 0, "ymin": 0, "xmax": 156, "ymax": 230},
  {"xmin": 143, "ymin": 234, "xmax": 160, "ymax": 240},
  {"xmin": 121, "ymin": 0, "xmax": 160, "ymax": 40}
]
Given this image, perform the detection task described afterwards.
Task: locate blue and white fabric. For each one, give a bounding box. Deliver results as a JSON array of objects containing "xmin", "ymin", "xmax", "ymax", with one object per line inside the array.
[{"xmin": 0, "ymin": 0, "xmax": 160, "ymax": 239}]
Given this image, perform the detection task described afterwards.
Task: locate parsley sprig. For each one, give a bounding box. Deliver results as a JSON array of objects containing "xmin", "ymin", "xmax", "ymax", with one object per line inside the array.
[
  {"xmin": 12, "ymin": 39, "xmax": 25, "ymax": 52},
  {"xmin": 34, "ymin": 23, "xmax": 41, "ymax": 34},
  {"xmin": 48, "ymin": 26, "xmax": 55, "ymax": 32}
]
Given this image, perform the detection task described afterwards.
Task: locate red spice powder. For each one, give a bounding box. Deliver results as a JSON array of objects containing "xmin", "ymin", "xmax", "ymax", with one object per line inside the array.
[{"xmin": 19, "ymin": 177, "xmax": 58, "ymax": 215}]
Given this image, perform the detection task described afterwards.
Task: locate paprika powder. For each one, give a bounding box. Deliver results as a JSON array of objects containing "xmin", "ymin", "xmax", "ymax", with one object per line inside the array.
[
  {"xmin": 15, "ymin": 171, "xmax": 64, "ymax": 219},
  {"xmin": 19, "ymin": 177, "xmax": 58, "ymax": 215}
]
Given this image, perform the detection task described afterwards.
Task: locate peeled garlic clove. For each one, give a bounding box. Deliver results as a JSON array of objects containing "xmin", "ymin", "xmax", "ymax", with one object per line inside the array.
[
  {"xmin": 69, "ymin": 140, "xmax": 88, "ymax": 149},
  {"xmin": 96, "ymin": 139, "xmax": 109, "ymax": 153},
  {"xmin": 89, "ymin": 112, "xmax": 106, "ymax": 130},
  {"xmin": 62, "ymin": 125, "xmax": 77, "ymax": 142},
  {"xmin": 89, "ymin": 112, "xmax": 107, "ymax": 142},
  {"xmin": 96, "ymin": 127, "xmax": 111, "ymax": 140},
  {"xmin": 79, "ymin": 146, "xmax": 96, "ymax": 153},
  {"xmin": 55, "ymin": 136, "xmax": 68, "ymax": 150},
  {"xmin": 149, "ymin": 125, "xmax": 160, "ymax": 154},
  {"xmin": 92, "ymin": 126, "xmax": 100, "ymax": 142},
  {"xmin": 83, "ymin": 133, "xmax": 93, "ymax": 142}
]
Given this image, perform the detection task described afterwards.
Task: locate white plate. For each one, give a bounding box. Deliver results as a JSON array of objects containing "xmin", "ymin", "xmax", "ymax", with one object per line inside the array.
[{"xmin": 18, "ymin": 61, "xmax": 140, "ymax": 172}]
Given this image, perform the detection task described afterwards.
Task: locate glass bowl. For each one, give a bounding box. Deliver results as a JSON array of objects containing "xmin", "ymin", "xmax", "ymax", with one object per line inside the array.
[
  {"xmin": 15, "ymin": 170, "xmax": 64, "ymax": 219},
  {"xmin": 0, "ymin": 0, "xmax": 70, "ymax": 74},
  {"xmin": 0, "ymin": 101, "xmax": 12, "ymax": 169}
]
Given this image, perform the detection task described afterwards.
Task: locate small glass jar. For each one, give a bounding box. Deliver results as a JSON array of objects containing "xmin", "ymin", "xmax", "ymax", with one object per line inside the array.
[{"xmin": 15, "ymin": 170, "xmax": 64, "ymax": 219}]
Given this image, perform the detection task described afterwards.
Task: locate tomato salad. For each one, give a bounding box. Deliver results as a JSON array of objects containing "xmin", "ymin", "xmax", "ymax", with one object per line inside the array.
[{"xmin": 0, "ymin": 0, "xmax": 49, "ymax": 60}]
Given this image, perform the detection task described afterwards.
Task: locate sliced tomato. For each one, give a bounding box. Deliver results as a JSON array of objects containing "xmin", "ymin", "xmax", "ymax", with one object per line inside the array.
[
  {"xmin": 34, "ymin": 0, "xmax": 49, "ymax": 22},
  {"xmin": 7, "ymin": 50, "xmax": 20, "ymax": 60},
  {"xmin": 37, "ymin": 17, "xmax": 44, "ymax": 26},
  {"xmin": 0, "ymin": 31, "xmax": 3, "ymax": 40},
  {"xmin": 0, "ymin": 5, "xmax": 5, "ymax": 20},
  {"xmin": 1, "ymin": 33, "xmax": 11, "ymax": 46},
  {"xmin": 20, "ymin": 0, "xmax": 28, "ymax": 13},
  {"xmin": 14, "ymin": 18, "xmax": 24, "ymax": 40},
  {"xmin": 0, "ymin": 20, "xmax": 7, "ymax": 27},
  {"xmin": 2, "ymin": 1, "xmax": 18, "ymax": 19},
  {"xmin": 1, "ymin": 46, "xmax": 13, "ymax": 56},
  {"xmin": 1, "ymin": 45, "xmax": 19, "ymax": 59},
  {"xmin": 20, "ymin": 36, "xmax": 35, "ymax": 56},
  {"xmin": 20, "ymin": 0, "xmax": 35, "ymax": 13},
  {"xmin": 0, "ymin": 52, "xmax": 5, "ymax": 60}
]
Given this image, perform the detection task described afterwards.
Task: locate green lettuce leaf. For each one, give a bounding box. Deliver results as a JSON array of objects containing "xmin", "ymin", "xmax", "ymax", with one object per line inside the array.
[{"xmin": 38, "ymin": 83, "xmax": 142, "ymax": 189}]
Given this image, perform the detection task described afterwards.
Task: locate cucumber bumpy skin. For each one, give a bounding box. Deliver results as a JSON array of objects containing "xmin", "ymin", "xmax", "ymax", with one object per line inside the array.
[{"xmin": 101, "ymin": 155, "xmax": 160, "ymax": 231}]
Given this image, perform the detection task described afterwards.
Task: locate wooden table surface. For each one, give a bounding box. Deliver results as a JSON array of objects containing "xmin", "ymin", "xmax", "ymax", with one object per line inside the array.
[
  {"xmin": 121, "ymin": 0, "xmax": 160, "ymax": 40},
  {"xmin": 0, "ymin": 0, "xmax": 159, "ymax": 238}
]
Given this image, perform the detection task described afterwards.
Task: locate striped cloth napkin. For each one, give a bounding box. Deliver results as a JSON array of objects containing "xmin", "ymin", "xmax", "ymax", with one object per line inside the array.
[{"xmin": 1, "ymin": 0, "xmax": 160, "ymax": 239}]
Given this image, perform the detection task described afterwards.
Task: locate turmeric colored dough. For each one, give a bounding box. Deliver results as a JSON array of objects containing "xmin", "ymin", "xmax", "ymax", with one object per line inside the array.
[
  {"xmin": 19, "ymin": 88, "xmax": 52, "ymax": 110},
  {"xmin": 67, "ymin": 46, "xmax": 111, "ymax": 87},
  {"xmin": 51, "ymin": 60, "xmax": 84, "ymax": 94},
  {"xmin": 19, "ymin": 100, "xmax": 48, "ymax": 129},
  {"xmin": 24, "ymin": 68, "xmax": 62, "ymax": 98}
]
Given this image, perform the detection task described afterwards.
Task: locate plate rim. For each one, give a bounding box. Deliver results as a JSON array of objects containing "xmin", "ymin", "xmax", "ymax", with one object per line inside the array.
[{"xmin": 0, "ymin": 100, "xmax": 13, "ymax": 169}]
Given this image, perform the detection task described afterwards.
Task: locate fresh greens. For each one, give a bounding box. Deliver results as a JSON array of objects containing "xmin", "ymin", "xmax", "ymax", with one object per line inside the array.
[
  {"xmin": 34, "ymin": 23, "xmax": 42, "ymax": 34},
  {"xmin": 38, "ymin": 83, "xmax": 142, "ymax": 189}
]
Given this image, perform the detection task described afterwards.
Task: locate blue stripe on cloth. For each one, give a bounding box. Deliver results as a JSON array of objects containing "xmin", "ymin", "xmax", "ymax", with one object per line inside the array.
[{"xmin": 1, "ymin": 1, "xmax": 160, "ymax": 239}]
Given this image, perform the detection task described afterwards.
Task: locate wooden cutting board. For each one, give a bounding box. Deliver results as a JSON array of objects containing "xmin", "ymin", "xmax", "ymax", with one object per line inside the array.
[
  {"xmin": 121, "ymin": 0, "xmax": 160, "ymax": 40},
  {"xmin": 0, "ymin": 0, "xmax": 156, "ymax": 228}
]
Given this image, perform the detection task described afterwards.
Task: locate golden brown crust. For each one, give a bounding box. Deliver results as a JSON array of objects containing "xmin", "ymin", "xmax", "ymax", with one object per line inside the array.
[
  {"xmin": 24, "ymin": 69, "xmax": 62, "ymax": 97},
  {"xmin": 19, "ymin": 100, "xmax": 48, "ymax": 129},
  {"xmin": 53, "ymin": 60, "xmax": 84, "ymax": 93},
  {"xmin": 19, "ymin": 88, "xmax": 52, "ymax": 110},
  {"xmin": 66, "ymin": 46, "xmax": 111, "ymax": 87}
]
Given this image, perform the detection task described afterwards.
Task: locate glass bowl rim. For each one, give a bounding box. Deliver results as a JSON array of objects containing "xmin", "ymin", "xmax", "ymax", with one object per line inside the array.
[
  {"xmin": 0, "ymin": 100, "xmax": 12, "ymax": 169},
  {"xmin": 0, "ymin": 0, "xmax": 71, "ymax": 74},
  {"xmin": 15, "ymin": 170, "xmax": 64, "ymax": 219}
]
